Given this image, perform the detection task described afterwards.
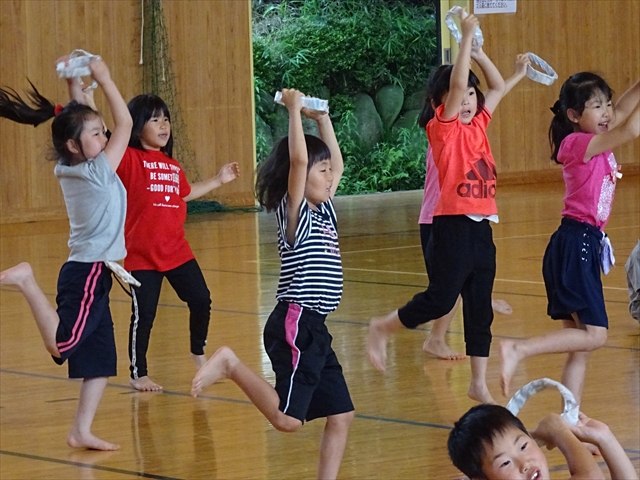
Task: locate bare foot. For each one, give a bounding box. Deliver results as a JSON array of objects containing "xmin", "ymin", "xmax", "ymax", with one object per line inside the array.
[
  {"xmin": 67, "ymin": 431, "xmax": 120, "ymax": 451},
  {"xmin": 492, "ymin": 298, "xmax": 513, "ymax": 315},
  {"xmin": 422, "ymin": 336, "xmax": 466, "ymax": 360},
  {"xmin": 129, "ymin": 376, "xmax": 163, "ymax": 392},
  {"xmin": 500, "ymin": 339, "xmax": 521, "ymax": 397},
  {"xmin": 468, "ymin": 383, "xmax": 496, "ymax": 404},
  {"xmin": 191, "ymin": 346, "xmax": 238, "ymax": 397},
  {"xmin": 0, "ymin": 262, "xmax": 34, "ymax": 287},
  {"xmin": 191, "ymin": 353, "xmax": 207, "ymax": 370},
  {"xmin": 367, "ymin": 316, "xmax": 392, "ymax": 373}
]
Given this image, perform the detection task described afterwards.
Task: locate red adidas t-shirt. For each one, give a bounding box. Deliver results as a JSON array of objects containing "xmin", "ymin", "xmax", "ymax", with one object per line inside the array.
[
  {"xmin": 116, "ymin": 147, "xmax": 194, "ymax": 272},
  {"xmin": 427, "ymin": 105, "xmax": 498, "ymax": 217}
]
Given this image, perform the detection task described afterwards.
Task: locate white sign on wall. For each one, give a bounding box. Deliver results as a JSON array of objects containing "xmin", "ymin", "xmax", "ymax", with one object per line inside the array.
[{"xmin": 473, "ymin": 0, "xmax": 517, "ymax": 14}]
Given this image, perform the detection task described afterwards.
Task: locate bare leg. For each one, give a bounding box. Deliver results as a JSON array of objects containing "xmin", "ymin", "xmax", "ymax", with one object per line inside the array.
[
  {"xmin": 0, "ymin": 262, "xmax": 60, "ymax": 357},
  {"xmin": 468, "ymin": 356, "xmax": 496, "ymax": 404},
  {"xmin": 67, "ymin": 377, "xmax": 119, "ymax": 450},
  {"xmin": 500, "ymin": 316, "xmax": 606, "ymax": 396},
  {"xmin": 491, "ymin": 298, "xmax": 513, "ymax": 315},
  {"xmin": 192, "ymin": 346, "xmax": 301, "ymax": 432},
  {"xmin": 317, "ymin": 411, "xmax": 354, "ymax": 480},
  {"xmin": 422, "ymin": 296, "xmax": 465, "ymax": 360},
  {"xmin": 367, "ymin": 310, "xmax": 403, "ymax": 372},
  {"xmin": 191, "ymin": 352, "xmax": 207, "ymax": 370},
  {"xmin": 129, "ymin": 376, "xmax": 163, "ymax": 392},
  {"xmin": 561, "ymin": 350, "xmax": 591, "ymax": 406}
]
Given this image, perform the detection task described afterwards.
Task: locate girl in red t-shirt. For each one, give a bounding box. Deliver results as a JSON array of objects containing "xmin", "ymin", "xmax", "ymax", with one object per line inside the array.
[
  {"xmin": 368, "ymin": 11, "xmax": 508, "ymax": 404},
  {"xmin": 416, "ymin": 55, "xmax": 531, "ymax": 361},
  {"xmin": 116, "ymin": 94, "xmax": 240, "ymax": 391}
]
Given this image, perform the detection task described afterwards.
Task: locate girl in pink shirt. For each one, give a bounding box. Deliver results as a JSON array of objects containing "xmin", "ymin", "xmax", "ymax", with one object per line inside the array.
[{"xmin": 500, "ymin": 74, "xmax": 640, "ymax": 405}]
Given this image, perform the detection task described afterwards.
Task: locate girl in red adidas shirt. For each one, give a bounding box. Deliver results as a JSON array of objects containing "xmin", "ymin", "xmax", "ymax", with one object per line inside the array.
[
  {"xmin": 116, "ymin": 94, "xmax": 239, "ymax": 391},
  {"xmin": 368, "ymin": 11, "xmax": 507, "ymax": 404}
]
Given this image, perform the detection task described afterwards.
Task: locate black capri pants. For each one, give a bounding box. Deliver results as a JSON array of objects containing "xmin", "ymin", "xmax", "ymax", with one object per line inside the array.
[{"xmin": 398, "ymin": 215, "xmax": 496, "ymax": 357}]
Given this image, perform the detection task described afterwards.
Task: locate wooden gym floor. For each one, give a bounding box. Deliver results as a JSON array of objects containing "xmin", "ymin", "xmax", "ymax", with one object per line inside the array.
[{"xmin": 1, "ymin": 180, "xmax": 638, "ymax": 479}]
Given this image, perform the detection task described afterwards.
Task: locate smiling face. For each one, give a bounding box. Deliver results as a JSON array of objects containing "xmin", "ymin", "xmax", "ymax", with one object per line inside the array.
[
  {"xmin": 305, "ymin": 158, "xmax": 333, "ymax": 206},
  {"xmin": 480, "ymin": 427, "xmax": 549, "ymax": 480},
  {"xmin": 140, "ymin": 112, "xmax": 171, "ymax": 150},
  {"xmin": 570, "ymin": 90, "xmax": 614, "ymax": 135}
]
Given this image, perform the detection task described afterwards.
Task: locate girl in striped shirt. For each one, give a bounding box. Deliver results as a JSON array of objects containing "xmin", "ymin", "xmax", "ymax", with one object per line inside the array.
[{"xmin": 192, "ymin": 89, "xmax": 353, "ymax": 480}]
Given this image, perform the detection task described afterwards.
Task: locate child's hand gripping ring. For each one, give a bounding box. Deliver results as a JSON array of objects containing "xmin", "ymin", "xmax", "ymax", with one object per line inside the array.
[
  {"xmin": 506, "ymin": 378, "xmax": 580, "ymax": 426},
  {"xmin": 445, "ymin": 6, "xmax": 484, "ymax": 52},
  {"xmin": 56, "ymin": 49, "xmax": 101, "ymax": 92},
  {"xmin": 525, "ymin": 53, "xmax": 558, "ymax": 86}
]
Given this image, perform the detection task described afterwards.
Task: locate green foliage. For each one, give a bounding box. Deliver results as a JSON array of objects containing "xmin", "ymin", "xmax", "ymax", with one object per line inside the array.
[
  {"xmin": 335, "ymin": 111, "xmax": 427, "ymax": 195},
  {"xmin": 252, "ymin": 0, "xmax": 437, "ymax": 193},
  {"xmin": 253, "ymin": 0, "xmax": 437, "ymax": 110}
]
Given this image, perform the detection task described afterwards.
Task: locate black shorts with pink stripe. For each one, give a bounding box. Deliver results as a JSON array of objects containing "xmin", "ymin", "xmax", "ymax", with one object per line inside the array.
[
  {"xmin": 54, "ymin": 261, "xmax": 117, "ymax": 378},
  {"xmin": 263, "ymin": 301, "xmax": 354, "ymax": 422}
]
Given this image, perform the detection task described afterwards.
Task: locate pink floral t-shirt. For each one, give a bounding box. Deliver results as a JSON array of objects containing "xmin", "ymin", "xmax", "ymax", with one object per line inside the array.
[{"xmin": 558, "ymin": 132, "xmax": 620, "ymax": 230}]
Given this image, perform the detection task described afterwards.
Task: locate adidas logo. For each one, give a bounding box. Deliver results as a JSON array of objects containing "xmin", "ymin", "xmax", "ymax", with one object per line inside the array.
[{"xmin": 457, "ymin": 158, "xmax": 497, "ymax": 198}]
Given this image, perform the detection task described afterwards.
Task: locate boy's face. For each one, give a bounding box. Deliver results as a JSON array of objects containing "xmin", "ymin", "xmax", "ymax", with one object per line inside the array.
[{"xmin": 480, "ymin": 427, "xmax": 549, "ymax": 480}]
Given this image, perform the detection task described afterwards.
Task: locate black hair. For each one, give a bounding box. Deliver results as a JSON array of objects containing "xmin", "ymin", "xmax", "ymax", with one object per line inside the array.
[
  {"xmin": 0, "ymin": 80, "xmax": 100, "ymax": 165},
  {"xmin": 255, "ymin": 134, "xmax": 331, "ymax": 212},
  {"xmin": 448, "ymin": 404, "xmax": 529, "ymax": 480},
  {"xmin": 549, "ymin": 72, "xmax": 613, "ymax": 163},
  {"xmin": 417, "ymin": 65, "xmax": 486, "ymax": 129},
  {"xmin": 127, "ymin": 94, "xmax": 173, "ymax": 158}
]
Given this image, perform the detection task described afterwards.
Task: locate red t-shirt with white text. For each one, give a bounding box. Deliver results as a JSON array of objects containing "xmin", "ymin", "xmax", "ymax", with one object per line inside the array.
[{"xmin": 116, "ymin": 147, "xmax": 194, "ymax": 272}]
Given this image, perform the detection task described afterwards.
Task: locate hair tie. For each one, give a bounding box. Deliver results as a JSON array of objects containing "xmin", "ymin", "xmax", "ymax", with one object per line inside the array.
[
  {"xmin": 54, "ymin": 104, "xmax": 64, "ymax": 116},
  {"xmin": 550, "ymin": 100, "xmax": 561, "ymax": 115}
]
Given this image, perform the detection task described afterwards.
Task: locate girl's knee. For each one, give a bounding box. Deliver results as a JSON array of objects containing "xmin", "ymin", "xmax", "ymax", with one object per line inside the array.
[
  {"xmin": 327, "ymin": 410, "xmax": 355, "ymax": 430},
  {"xmin": 590, "ymin": 328, "xmax": 607, "ymax": 348},
  {"xmin": 272, "ymin": 414, "xmax": 303, "ymax": 433}
]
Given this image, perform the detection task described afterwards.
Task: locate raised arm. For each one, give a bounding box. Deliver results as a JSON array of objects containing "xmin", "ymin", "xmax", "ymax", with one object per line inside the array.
[
  {"xmin": 443, "ymin": 11, "xmax": 477, "ymax": 120},
  {"xmin": 611, "ymin": 78, "xmax": 640, "ymax": 129},
  {"xmin": 531, "ymin": 414, "xmax": 604, "ymax": 480},
  {"xmin": 584, "ymin": 100, "xmax": 640, "ymax": 160},
  {"xmin": 281, "ymin": 89, "xmax": 307, "ymax": 245},
  {"xmin": 503, "ymin": 53, "xmax": 531, "ymax": 97},
  {"xmin": 182, "ymin": 162, "xmax": 240, "ymax": 202},
  {"xmin": 569, "ymin": 413, "xmax": 638, "ymax": 480},
  {"xmin": 302, "ymin": 108, "xmax": 343, "ymax": 197},
  {"xmin": 470, "ymin": 47, "xmax": 506, "ymax": 113},
  {"xmin": 88, "ymin": 60, "xmax": 132, "ymax": 172}
]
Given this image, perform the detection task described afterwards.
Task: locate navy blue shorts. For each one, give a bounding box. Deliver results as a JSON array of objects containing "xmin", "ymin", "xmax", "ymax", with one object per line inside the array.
[
  {"xmin": 542, "ymin": 217, "xmax": 608, "ymax": 328},
  {"xmin": 263, "ymin": 301, "xmax": 354, "ymax": 422},
  {"xmin": 54, "ymin": 261, "xmax": 117, "ymax": 378}
]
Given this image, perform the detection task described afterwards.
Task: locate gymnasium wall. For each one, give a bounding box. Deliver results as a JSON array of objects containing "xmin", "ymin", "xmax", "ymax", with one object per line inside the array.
[
  {"xmin": 1, "ymin": 1, "xmax": 638, "ymax": 224},
  {"xmin": 460, "ymin": 0, "xmax": 640, "ymax": 182},
  {"xmin": 0, "ymin": 0, "xmax": 254, "ymax": 224}
]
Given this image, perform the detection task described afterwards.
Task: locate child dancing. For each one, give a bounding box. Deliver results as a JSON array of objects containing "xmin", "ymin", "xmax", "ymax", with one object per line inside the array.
[
  {"xmin": 116, "ymin": 94, "xmax": 240, "ymax": 391},
  {"xmin": 191, "ymin": 89, "xmax": 353, "ymax": 480},
  {"xmin": 418, "ymin": 53, "xmax": 530, "ymax": 360},
  {"xmin": 0, "ymin": 56, "xmax": 132, "ymax": 450},
  {"xmin": 500, "ymin": 75, "xmax": 640, "ymax": 403},
  {"xmin": 367, "ymin": 12, "xmax": 506, "ymax": 403}
]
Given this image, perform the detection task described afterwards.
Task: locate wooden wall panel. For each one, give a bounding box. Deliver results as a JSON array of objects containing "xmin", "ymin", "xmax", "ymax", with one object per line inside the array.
[
  {"xmin": 0, "ymin": 0, "xmax": 255, "ymax": 224},
  {"xmin": 162, "ymin": 0, "xmax": 255, "ymax": 208},
  {"xmin": 475, "ymin": 0, "xmax": 640, "ymax": 179}
]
